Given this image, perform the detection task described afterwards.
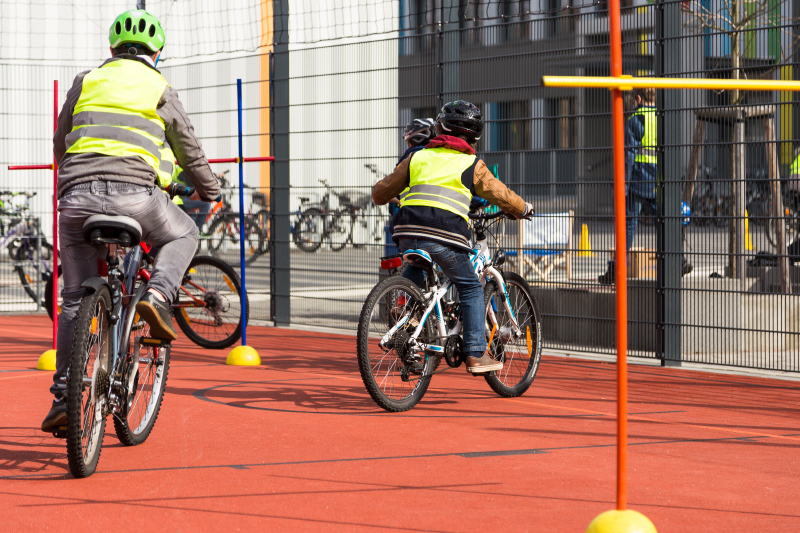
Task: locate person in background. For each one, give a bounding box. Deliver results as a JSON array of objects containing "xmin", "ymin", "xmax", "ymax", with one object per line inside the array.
[{"xmin": 598, "ymin": 87, "xmax": 692, "ymax": 284}]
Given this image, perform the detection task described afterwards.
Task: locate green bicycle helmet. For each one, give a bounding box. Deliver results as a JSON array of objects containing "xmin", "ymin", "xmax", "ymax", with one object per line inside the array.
[{"xmin": 109, "ymin": 10, "xmax": 165, "ymax": 53}]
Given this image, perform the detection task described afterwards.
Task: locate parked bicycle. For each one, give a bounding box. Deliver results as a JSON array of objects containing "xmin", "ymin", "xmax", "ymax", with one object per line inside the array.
[
  {"xmin": 291, "ymin": 179, "xmax": 358, "ymax": 252},
  {"xmin": 357, "ymin": 209, "xmax": 543, "ymax": 412},
  {"xmin": 53, "ymin": 183, "xmax": 247, "ymax": 478},
  {"xmin": 197, "ymin": 172, "xmax": 266, "ymax": 265},
  {"xmin": 0, "ymin": 191, "xmax": 57, "ymax": 309}
]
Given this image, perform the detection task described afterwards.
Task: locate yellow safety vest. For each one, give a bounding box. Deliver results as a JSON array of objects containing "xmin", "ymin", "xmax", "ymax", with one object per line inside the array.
[
  {"xmin": 791, "ymin": 153, "xmax": 800, "ymax": 176},
  {"xmin": 632, "ymin": 106, "xmax": 657, "ymax": 164},
  {"xmin": 66, "ymin": 59, "xmax": 172, "ymax": 185},
  {"xmin": 401, "ymin": 147, "xmax": 475, "ymax": 222}
]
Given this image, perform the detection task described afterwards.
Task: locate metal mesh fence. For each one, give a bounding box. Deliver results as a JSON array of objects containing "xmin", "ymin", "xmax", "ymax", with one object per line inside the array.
[{"xmin": 2, "ymin": 0, "xmax": 800, "ymax": 372}]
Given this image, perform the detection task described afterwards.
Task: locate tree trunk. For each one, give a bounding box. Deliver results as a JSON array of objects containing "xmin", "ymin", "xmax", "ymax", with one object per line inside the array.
[{"xmin": 728, "ymin": 2, "xmax": 746, "ymax": 283}]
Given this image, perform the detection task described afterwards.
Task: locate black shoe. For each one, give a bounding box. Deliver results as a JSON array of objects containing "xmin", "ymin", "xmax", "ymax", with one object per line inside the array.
[
  {"xmin": 135, "ymin": 291, "xmax": 177, "ymax": 341},
  {"xmin": 41, "ymin": 400, "xmax": 67, "ymax": 433},
  {"xmin": 598, "ymin": 261, "xmax": 615, "ymax": 285},
  {"xmin": 682, "ymin": 259, "xmax": 693, "ymax": 276},
  {"xmin": 747, "ymin": 251, "xmax": 778, "ymax": 267}
]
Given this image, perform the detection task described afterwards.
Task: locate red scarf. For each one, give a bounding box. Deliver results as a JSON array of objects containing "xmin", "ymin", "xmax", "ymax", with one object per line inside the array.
[{"xmin": 426, "ymin": 135, "xmax": 476, "ymax": 155}]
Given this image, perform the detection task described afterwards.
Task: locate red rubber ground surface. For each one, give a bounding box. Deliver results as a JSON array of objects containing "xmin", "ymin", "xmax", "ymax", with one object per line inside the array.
[{"xmin": 2, "ymin": 314, "xmax": 799, "ymax": 531}]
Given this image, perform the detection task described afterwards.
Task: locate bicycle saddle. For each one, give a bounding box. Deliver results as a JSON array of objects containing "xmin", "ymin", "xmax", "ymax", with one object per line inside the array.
[
  {"xmin": 402, "ymin": 249, "xmax": 433, "ymax": 268},
  {"xmin": 82, "ymin": 215, "xmax": 142, "ymax": 247}
]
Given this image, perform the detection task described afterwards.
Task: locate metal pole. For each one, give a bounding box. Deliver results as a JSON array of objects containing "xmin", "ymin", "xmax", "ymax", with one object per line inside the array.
[
  {"xmin": 608, "ymin": 0, "xmax": 628, "ymax": 511},
  {"xmin": 52, "ymin": 80, "xmax": 58, "ymax": 350},
  {"xmin": 237, "ymin": 78, "xmax": 247, "ymax": 346}
]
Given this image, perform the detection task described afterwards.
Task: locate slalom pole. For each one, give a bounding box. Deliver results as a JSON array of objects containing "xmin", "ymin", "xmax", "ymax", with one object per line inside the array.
[
  {"xmin": 52, "ymin": 80, "xmax": 59, "ymax": 351},
  {"xmin": 225, "ymin": 79, "xmax": 260, "ymax": 366},
  {"xmin": 608, "ymin": 0, "xmax": 628, "ymax": 511},
  {"xmin": 237, "ymin": 78, "xmax": 247, "ymax": 347}
]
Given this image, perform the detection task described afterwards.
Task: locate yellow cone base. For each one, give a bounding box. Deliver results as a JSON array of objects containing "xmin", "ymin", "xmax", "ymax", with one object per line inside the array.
[
  {"xmin": 36, "ymin": 349, "xmax": 57, "ymax": 371},
  {"xmin": 587, "ymin": 510, "xmax": 657, "ymax": 533},
  {"xmin": 226, "ymin": 345, "xmax": 261, "ymax": 366}
]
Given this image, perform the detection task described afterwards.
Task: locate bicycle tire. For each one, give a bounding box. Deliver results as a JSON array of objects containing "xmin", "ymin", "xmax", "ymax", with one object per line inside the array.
[
  {"xmin": 357, "ymin": 276, "xmax": 436, "ymax": 412},
  {"xmin": 113, "ymin": 284, "xmax": 171, "ymax": 446},
  {"xmin": 44, "ymin": 264, "xmax": 63, "ymax": 321},
  {"xmin": 482, "ymin": 271, "xmax": 543, "ymax": 398},
  {"xmin": 293, "ymin": 207, "xmax": 324, "ymax": 253},
  {"xmin": 328, "ymin": 209, "xmax": 352, "ymax": 252},
  {"xmin": 66, "ymin": 285, "xmax": 111, "ymax": 478},
  {"xmin": 15, "ymin": 241, "xmax": 53, "ymax": 305},
  {"xmin": 205, "ymin": 215, "xmax": 263, "ymax": 265},
  {"xmin": 173, "ymin": 255, "xmax": 249, "ymax": 349}
]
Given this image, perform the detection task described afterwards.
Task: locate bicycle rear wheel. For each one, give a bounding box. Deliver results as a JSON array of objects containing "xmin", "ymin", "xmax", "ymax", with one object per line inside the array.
[
  {"xmin": 482, "ymin": 271, "xmax": 542, "ymax": 397},
  {"xmin": 357, "ymin": 276, "xmax": 436, "ymax": 412},
  {"xmin": 66, "ymin": 285, "xmax": 111, "ymax": 478},
  {"xmin": 326, "ymin": 209, "xmax": 352, "ymax": 252},
  {"xmin": 113, "ymin": 284, "xmax": 171, "ymax": 446},
  {"xmin": 174, "ymin": 255, "xmax": 249, "ymax": 349}
]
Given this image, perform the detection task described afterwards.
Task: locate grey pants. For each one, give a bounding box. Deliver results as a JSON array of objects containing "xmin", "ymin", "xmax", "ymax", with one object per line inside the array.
[{"xmin": 51, "ymin": 181, "xmax": 199, "ymax": 399}]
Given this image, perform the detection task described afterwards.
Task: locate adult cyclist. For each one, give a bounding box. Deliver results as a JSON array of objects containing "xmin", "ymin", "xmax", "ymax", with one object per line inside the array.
[
  {"xmin": 42, "ymin": 9, "xmax": 220, "ymax": 432},
  {"xmin": 373, "ymin": 101, "xmax": 533, "ymax": 374}
]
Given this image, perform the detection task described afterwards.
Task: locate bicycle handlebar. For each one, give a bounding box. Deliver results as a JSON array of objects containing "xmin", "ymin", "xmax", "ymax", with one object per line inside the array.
[{"xmin": 468, "ymin": 210, "xmax": 509, "ymax": 220}]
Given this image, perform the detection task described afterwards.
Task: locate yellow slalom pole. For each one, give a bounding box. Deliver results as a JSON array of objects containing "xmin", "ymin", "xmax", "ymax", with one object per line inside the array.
[{"xmin": 543, "ymin": 75, "xmax": 800, "ymax": 92}]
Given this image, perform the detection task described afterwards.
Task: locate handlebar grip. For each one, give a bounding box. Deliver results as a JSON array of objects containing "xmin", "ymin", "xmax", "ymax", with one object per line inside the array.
[{"xmin": 166, "ymin": 183, "xmax": 194, "ymax": 198}]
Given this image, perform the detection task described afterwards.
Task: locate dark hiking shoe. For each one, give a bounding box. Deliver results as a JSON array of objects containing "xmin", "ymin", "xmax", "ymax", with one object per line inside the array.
[
  {"xmin": 598, "ymin": 261, "xmax": 616, "ymax": 285},
  {"xmin": 135, "ymin": 291, "xmax": 177, "ymax": 341},
  {"xmin": 465, "ymin": 353, "xmax": 503, "ymax": 374},
  {"xmin": 41, "ymin": 400, "xmax": 67, "ymax": 433}
]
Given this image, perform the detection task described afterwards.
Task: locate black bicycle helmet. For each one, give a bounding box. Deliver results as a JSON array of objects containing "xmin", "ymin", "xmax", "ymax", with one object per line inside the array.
[
  {"xmin": 403, "ymin": 118, "xmax": 436, "ymax": 146},
  {"xmin": 436, "ymin": 100, "xmax": 484, "ymax": 141}
]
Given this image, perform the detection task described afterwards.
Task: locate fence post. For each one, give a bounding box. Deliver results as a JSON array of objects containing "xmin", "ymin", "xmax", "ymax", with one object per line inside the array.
[
  {"xmin": 270, "ymin": 23, "xmax": 291, "ymax": 326},
  {"xmin": 657, "ymin": 0, "xmax": 684, "ymax": 366}
]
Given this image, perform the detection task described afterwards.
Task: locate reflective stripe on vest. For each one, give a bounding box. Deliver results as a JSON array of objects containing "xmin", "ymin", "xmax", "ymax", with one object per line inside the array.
[
  {"xmin": 632, "ymin": 106, "xmax": 657, "ymax": 164},
  {"xmin": 66, "ymin": 59, "xmax": 171, "ymax": 184},
  {"xmin": 404, "ymin": 147, "xmax": 475, "ymax": 221}
]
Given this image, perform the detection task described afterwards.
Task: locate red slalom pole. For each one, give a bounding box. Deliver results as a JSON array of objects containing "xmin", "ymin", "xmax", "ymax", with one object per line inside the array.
[
  {"xmin": 52, "ymin": 80, "xmax": 59, "ymax": 350},
  {"xmin": 608, "ymin": 0, "xmax": 628, "ymax": 511}
]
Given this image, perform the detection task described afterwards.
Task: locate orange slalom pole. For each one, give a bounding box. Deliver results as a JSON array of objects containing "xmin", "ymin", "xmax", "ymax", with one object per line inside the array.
[
  {"xmin": 608, "ymin": 0, "xmax": 628, "ymax": 511},
  {"xmin": 52, "ymin": 80, "xmax": 58, "ymax": 350}
]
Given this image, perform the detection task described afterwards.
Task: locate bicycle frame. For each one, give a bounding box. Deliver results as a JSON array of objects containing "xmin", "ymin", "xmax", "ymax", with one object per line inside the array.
[{"xmin": 378, "ymin": 235, "xmax": 522, "ymax": 357}]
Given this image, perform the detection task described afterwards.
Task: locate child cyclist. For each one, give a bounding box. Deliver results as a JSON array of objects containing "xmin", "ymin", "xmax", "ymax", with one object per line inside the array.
[{"xmin": 373, "ymin": 100, "xmax": 533, "ymax": 374}]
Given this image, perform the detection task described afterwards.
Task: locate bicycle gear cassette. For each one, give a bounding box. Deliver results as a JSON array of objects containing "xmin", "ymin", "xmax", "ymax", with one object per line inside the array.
[
  {"xmin": 392, "ymin": 329, "xmax": 413, "ymax": 363},
  {"xmin": 444, "ymin": 335, "xmax": 464, "ymax": 368}
]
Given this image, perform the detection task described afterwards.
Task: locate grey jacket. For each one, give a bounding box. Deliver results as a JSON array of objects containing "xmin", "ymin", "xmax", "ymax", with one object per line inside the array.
[{"xmin": 53, "ymin": 55, "xmax": 220, "ymax": 202}]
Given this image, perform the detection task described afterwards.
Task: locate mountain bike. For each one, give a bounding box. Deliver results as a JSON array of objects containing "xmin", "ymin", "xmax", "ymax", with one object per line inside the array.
[
  {"xmin": 55, "ymin": 183, "xmax": 246, "ymax": 478},
  {"xmin": 356, "ymin": 209, "xmax": 543, "ymax": 412}
]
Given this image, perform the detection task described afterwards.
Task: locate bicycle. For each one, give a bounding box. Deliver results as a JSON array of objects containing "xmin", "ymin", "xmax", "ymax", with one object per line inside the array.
[
  {"xmin": 349, "ymin": 164, "xmax": 389, "ymax": 248},
  {"xmin": 198, "ymin": 172, "xmax": 265, "ymax": 265},
  {"xmin": 356, "ymin": 209, "xmax": 543, "ymax": 412},
  {"xmin": 291, "ymin": 179, "xmax": 355, "ymax": 252},
  {"xmin": 54, "ymin": 183, "xmax": 247, "ymax": 478},
  {"xmin": 0, "ymin": 191, "xmax": 56, "ymax": 308}
]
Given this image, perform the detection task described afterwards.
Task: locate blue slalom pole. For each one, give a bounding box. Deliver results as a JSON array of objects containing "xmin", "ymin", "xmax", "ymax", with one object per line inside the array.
[{"xmin": 237, "ymin": 78, "xmax": 247, "ymax": 346}]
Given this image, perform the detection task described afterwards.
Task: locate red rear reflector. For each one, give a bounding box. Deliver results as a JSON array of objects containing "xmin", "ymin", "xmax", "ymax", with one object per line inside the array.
[{"xmin": 381, "ymin": 257, "xmax": 403, "ymax": 270}]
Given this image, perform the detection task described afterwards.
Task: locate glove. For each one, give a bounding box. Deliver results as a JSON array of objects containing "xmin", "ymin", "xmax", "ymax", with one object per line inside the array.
[
  {"xmin": 513, "ymin": 203, "xmax": 534, "ymax": 220},
  {"xmin": 469, "ymin": 196, "xmax": 490, "ymax": 211}
]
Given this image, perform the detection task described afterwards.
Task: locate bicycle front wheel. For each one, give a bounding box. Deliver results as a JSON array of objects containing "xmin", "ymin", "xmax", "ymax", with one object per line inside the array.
[
  {"xmin": 482, "ymin": 271, "xmax": 542, "ymax": 397},
  {"xmin": 357, "ymin": 276, "xmax": 436, "ymax": 412},
  {"xmin": 293, "ymin": 207, "xmax": 323, "ymax": 252},
  {"xmin": 326, "ymin": 209, "xmax": 352, "ymax": 252},
  {"xmin": 66, "ymin": 285, "xmax": 111, "ymax": 478},
  {"xmin": 174, "ymin": 255, "xmax": 249, "ymax": 349},
  {"xmin": 113, "ymin": 285, "xmax": 171, "ymax": 446}
]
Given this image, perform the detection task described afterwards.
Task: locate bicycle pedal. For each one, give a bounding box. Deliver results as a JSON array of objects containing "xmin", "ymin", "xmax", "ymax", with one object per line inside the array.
[
  {"xmin": 52, "ymin": 427, "xmax": 66, "ymax": 439},
  {"xmin": 424, "ymin": 345, "xmax": 444, "ymax": 354},
  {"xmin": 139, "ymin": 337, "xmax": 170, "ymax": 347}
]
